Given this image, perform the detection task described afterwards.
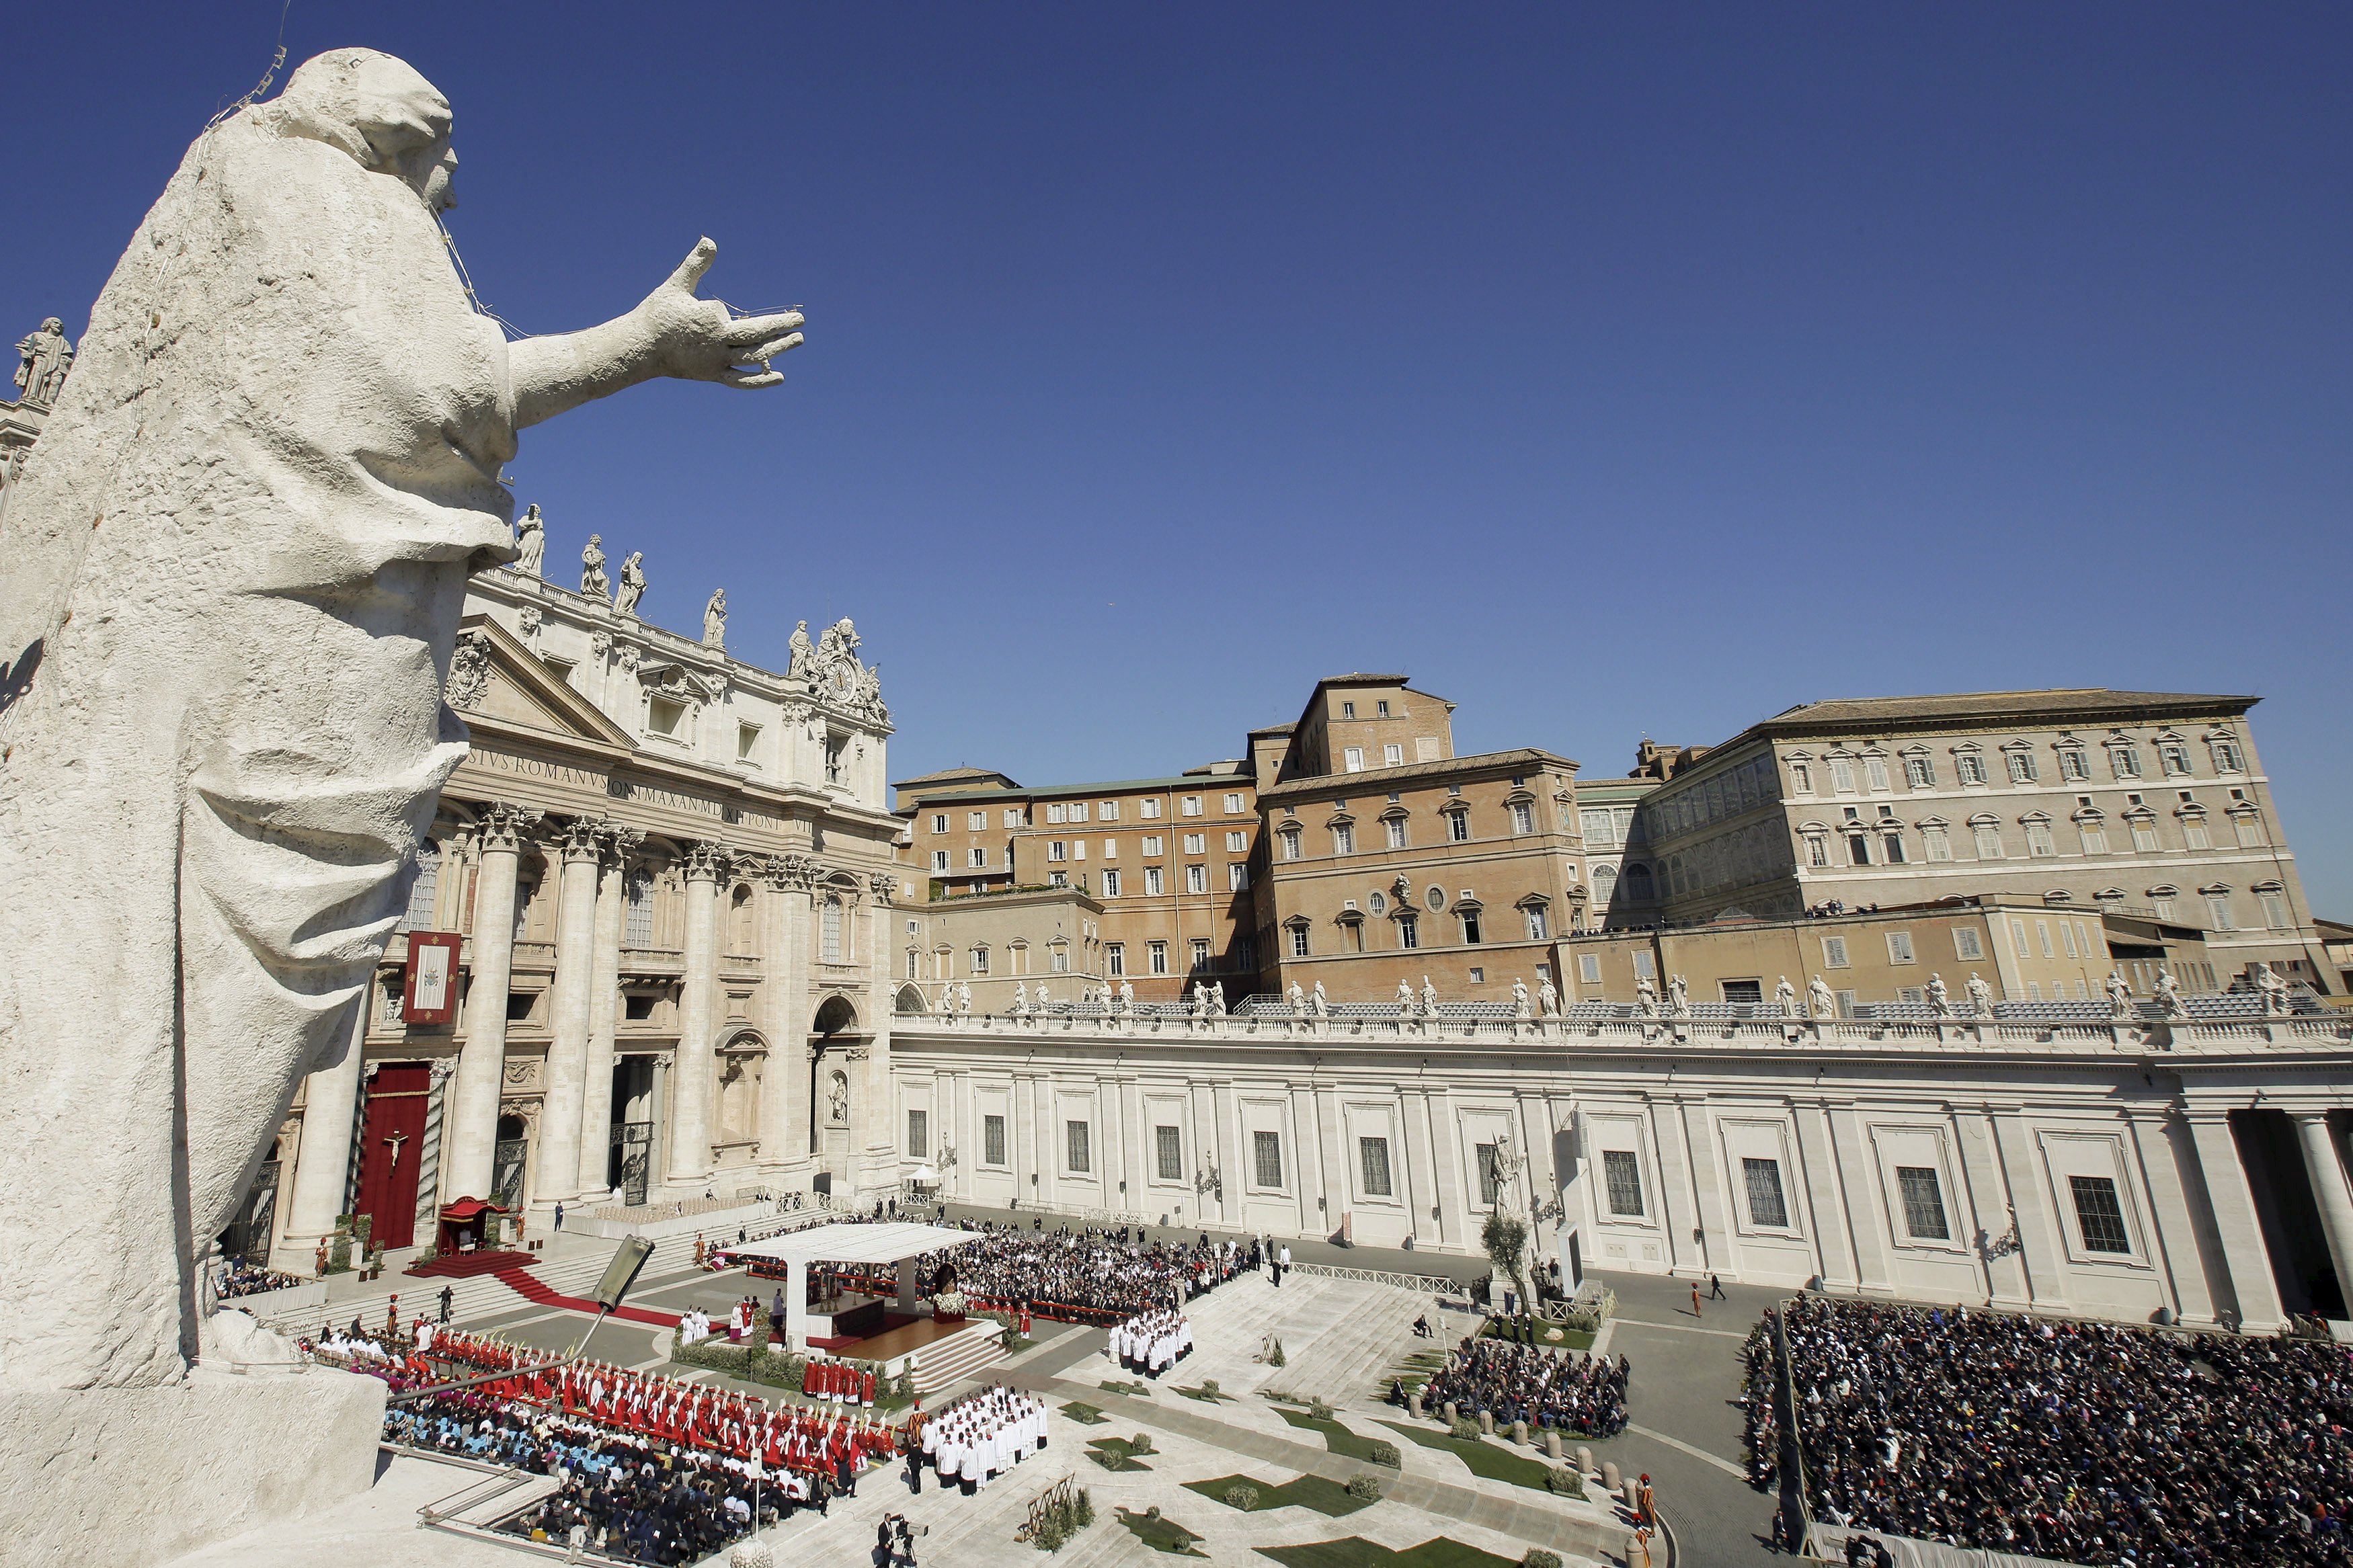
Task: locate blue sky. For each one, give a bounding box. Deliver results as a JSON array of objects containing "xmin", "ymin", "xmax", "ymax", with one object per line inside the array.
[{"xmin": 9, "ymin": 4, "xmax": 2350, "ymax": 909}]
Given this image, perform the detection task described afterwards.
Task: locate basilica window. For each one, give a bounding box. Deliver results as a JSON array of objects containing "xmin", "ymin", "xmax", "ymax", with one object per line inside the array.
[
  {"xmin": 1742, "ymin": 1158, "xmax": 1789, "ymax": 1229},
  {"xmin": 1157, "ymin": 1126, "xmax": 1184, "ymax": 1182},
  {"xmin": 983, "ymin": 1114, "xmax": 1007, "ymax": 1167},
  {"xmin": 2070, "ymin": 1175, "xmax": 2131, "ymax": 1253},
  {"xmin": 1897, "ymin": 1167, "xmax": 1949, "ymax": 1241},
  {"xmin": 1286, "ymin": 922, "xmax": 1310, "ymax": 958},
  {"xmin": 1398, "ymin": 914, "xmax": 1419, "ymax": 949},
  {"xmin": 400, "ymin": 841, "xmax": 442, "ymax": 932},
  {"xmin": 1065, "ymin": 1120, "xmax": 1091, "ymax": 1173},
  {"xmin": 1149, "ymin": 940, "xmax": 1170, "ymax": 974},
  {"xmin": 1190, "ymin": 938, "xmax": 1211, "ymax": 970},
  {"xmin": 1603, "ymin": 1151, "xmax": 1644, "ymax": 1216},
  {"xmin": 821, "ymin": 897, "xmax": 844, "ymax": 962},
  {"xmin": 1359, "ymin": 1137, "xmax": 1394, "ymax": 1198},
  {"xmin": 907, "ymin": 1110, "xmax": 928, "ymax": 1159},
  {"xmin": 1253, "ymin": 1131, "xmax": 1283, "ymax": 1190}
]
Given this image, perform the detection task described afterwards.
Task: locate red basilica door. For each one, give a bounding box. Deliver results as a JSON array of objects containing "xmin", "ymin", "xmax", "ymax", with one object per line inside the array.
[{"xmin": 354, "ymin": 1062, "xmax": 432, "ymax": 1249}]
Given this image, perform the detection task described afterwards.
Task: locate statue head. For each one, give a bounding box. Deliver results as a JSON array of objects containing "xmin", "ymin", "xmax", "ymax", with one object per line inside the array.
[
  {"xmin": 268, "ymin": 49, "xmax": 459, "ymax": 210},
  {"xmin": 522, "ymin": 503, "xmax": 541, "ymax": 523},
  {"xmin": 38, "ymin": 317, "xmax": 63, "ymax": 337},
  {"xmin": 588, "ymin": 532, "xmax": 602, "ymax": 546}
]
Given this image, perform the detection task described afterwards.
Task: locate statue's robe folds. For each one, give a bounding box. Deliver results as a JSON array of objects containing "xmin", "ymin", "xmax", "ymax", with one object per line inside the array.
[{"xmin": 0, "ymin": 101, "xmax": 514, "ymax": 1389}]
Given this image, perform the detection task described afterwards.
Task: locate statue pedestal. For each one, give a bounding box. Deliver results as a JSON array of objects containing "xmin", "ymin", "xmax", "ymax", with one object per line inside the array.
[{"xmin": 0, "ymin": 1364, "xmax": 385, "ymax": 1567}]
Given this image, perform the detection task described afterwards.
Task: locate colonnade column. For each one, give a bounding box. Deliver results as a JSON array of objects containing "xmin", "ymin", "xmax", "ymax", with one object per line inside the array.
[
  {"xmin": 665, "ymin": 841, "xmax": 727, "ymax": 1188},
  {"xmin": 446, "ymin": 804, "xmax": 539, "ymax": 1203},
  {"xmin": 2182, "ymin": 1107, "xmax": 2288, "ymax": 1331},
  {"xmin": 2290, "ymin": 1110, "xmax": 2353, "ymax": 1319},
  {"xmin": 856, "ymin": 876, "xmax": 900, "ymax": 1190},
  {"xmin": 574, "ymin": 826, "xmax": 637, "ymax": 1198},
  {"xmin": 278, "ymin": 999, "xmax": 369, "ymax": 1264},
  {"xmin": 756, "ymin": 856, "xmax": 815, "ymax": 1182},
  {"xmin": 531, "ymin": 819, "xmax": 604, "ymax": 1218}
]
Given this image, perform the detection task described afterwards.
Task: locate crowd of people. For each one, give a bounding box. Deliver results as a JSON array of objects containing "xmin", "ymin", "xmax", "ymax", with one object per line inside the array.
[
  {"xmin": 1752, "ymin": 1295, "xmax": 2353, "ymax": 1566},
  {"xmin": 881, "ymin": 1222, "xmax": 1257, "ymax": 1324},
  {"xmin": 1111, "ymin": 1309, "xmax": 1192, "ymax": 1378},
  {"xmin": 914, "ymin": 1385, "xmax": 1049, "ymax": 1496},
  {"xmin": 211, "ymin": 1255, "xmax": 305, "ymax": 1300},
  {"xmin": 1414, "ymin": 1333, "xmax": 1632, "ymax": 1437}
]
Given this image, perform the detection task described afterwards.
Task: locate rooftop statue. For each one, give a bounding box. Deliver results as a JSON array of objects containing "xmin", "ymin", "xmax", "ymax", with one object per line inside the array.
[
  {"xmin": 0, "ymin": 47, "xmax": 803, "ymax": 1394},
  {"xmin": 512, "ymin": 502, "xmax": 546, "ymax": 576},
  {"xmin": 13, "ymin": 316, "xmax": 74, "ymax": 407}
]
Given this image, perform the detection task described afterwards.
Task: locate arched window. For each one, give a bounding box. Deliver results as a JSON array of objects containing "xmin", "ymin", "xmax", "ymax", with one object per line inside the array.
[
  {"xmin": 730, "ymin": 884, "xmax": 757, "ymax": 954},
  {"xmin": 399, "ymin": 840, "xmax": 441, "ymax": 932},
  {"xmin": 822, "ymin": 896, "xmax": 845, "ymax": 963},
  {"xmin": 1624, "ymin": 863, "xmax": 1654, "ymax": 901},
  {"xmin": 1591, "ymin": 863, "xmax": 1619, "ymax": 903},
  {"xmin": 625, "ymin": 869, "xmax": 655, "ymax": 946}
]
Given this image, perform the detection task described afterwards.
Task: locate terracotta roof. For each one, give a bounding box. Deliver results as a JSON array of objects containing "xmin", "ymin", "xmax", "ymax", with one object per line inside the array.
[
  {"xmin": 1749, "ymin": 688, "xmax": 2257, "ymax": 736},
  {"xmin": 892, "ymin": 766, "xmax": 1019, "ymax": 789},
  {"xmin": 1258, "ymin": 747, "xmax": 1575, "ymax": 805}
]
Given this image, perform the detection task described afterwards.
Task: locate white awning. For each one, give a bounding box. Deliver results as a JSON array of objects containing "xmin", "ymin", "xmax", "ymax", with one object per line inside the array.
[
  {"xmin": 907, "ymin": 1164, "xmax": 941, "ymax": 1186},
  {"xmin": 727, "ymin": 1221, "xmax": 979, "ymax": 1267}
]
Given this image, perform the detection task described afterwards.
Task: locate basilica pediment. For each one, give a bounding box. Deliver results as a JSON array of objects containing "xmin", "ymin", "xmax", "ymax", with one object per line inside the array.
[{"xmin": 446, "ymin": 614, "xmax": 635, "ymax": 748}]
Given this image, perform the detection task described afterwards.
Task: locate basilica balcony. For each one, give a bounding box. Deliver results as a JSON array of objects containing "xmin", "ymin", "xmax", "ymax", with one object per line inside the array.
[{"xmin": 621, "ymin": 946, "xmax": 686, "ymax": 977}]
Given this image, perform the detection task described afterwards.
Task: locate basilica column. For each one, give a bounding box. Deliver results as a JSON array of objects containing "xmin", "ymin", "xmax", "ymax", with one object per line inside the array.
[
  {"xmin": 531, "ymin": 819, "xmax": 604, "ymax": 1218},
  {"xmin": 446, "ymin": 804, "xmax": 539, "ymax": 1203},
  {"xmin": 2290, "ymin": 1111, "xmax": 2353, "ymax": 1318},
  {"xmin": 665, "ymin": 842, "xmax": 728, "ymax": 1188},
  {"xmin": 757, "ymin": 854, "xmax": 816, "ymax": 1183},
  {"xmin": 574, "ymin": 826, "xmax": 637, "ymax": 1198},
  {"xmin": 278, "ymin": 998, "xmax": 369, "ymax": 1265}
]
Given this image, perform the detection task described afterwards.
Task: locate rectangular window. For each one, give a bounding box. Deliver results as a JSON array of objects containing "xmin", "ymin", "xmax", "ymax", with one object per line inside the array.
[
  {"xmin": 1106, "ymin": 942, "xmax": 1125, "ymax": 975},
  {"xmin": 1238, "ymin": 936, "xmax": 1256, "ymax": 971},
  {"xmin": 1181, "ymin": 795, "xmax": 1203, "ymax": 817},
  {"xmin": 2036, "ymin": 919, "xmax": 2054, "ymax": 958},
  {"xmin": 1722, "ymin": 978, "xmax": 1763, "ymax": 1005},
  {"xmin": 1141, "ymin": 835, "xmax": 1164, "ymax": 857},
  {"xmin": 1881, "ymin": 831, "xmax": 1906, "ymax": 864},
  {"xmin": 1226, "ymin": 830, "xmax": 1248, "ymax": 852},
  {"xmin": 931, "ymin": 849, "xmax": 950, "ymax": 872},
  {"xmin": 1789, "ymin": 762, "xmax": 1814, "ymax": 794},
  {"xmin": 2159, "ymin": 742, "xmax": 2192, "ymax": 776},
  {"xmin": 1957, "ymin": 753, "xmax": 1987, "ymax": 786},
  {"xmin": 1823, "ymin": 936, "xmax": 1851, "ymax": 968},
  {"xmin": 2260, "ymin": 888, "xmax": 2291, "ymax": 929},
  {"xmin": 2061, "ymin": 921, "xmax": 2079, "ymax": 958},
  {"xmin": 1904, "ymin": 756, "xmax": 1936, "ymax": 788},
  {"xmin": 906, "ymin": 1109, "xmax": 928, "ymax": 1158},
  {"xmin": 1632, "ymin": 951, "xmax": 1656, "ymax": 979},
  {"xmin": 1886, "ymin": 931, "xmax": 1915, "ymax": 964},
  {"xmin": 1974, "ymin": 823, "xmax": 2005, "ymax": 859},
  {"xmin": 1333, "ymin": 824, "xmax": 1355, "ymax": 855},
  {"xmin": 1377, "ymin": 700, "xmax": 1391, "ymax": 716},
  {"xmin": 1461, "ymin": 911, "xmax": 1483, "ymax": 944},
  {"xmin": 1341, "ymin": 701, "xmax": 1356, "ymax": 718},
  {"xmin": 1511, "ymin": 802, "xmax": 1536, "ymax": 834},
  {"xmin": 1806, "ymin": 835, "xmax": 1831, "ymax": 868},
  {"xmin": 1743, "ymin": 1157, "xmax": 1789, "ymax": 1229},
  {"xmin": 1398, "ymin": 914, "xmax": 1419, "ymax": 949},
  {"xmin": 2182, "ymin": 815, "xmax": 2211, "ymax": 850},
  {"xmin": 1287, "ymin": 925, "xmax": 1310, "ymax": 958},
  {"xmin": 735, "ymin": 722, "xmax": 761, "ymax": 762},
  {"xmin": 1581, "ymin": 809, "xmax": 1620, "ymax": 846},
  {"xmin": 1448, "ymin": 812, "xmax": 1470, "ymax": 843},
  {"xmin": 983, "ymin": 1114, "xmax": 1006, "ymax": 1167},
  {"xmin": 1070, "ymin": 802, "xmax": 1089, "ymax": 823},
  {"xmin": 1896, "ymin": 1166, "xmax": 1949, "ymax": 1240},
  {"xmin": 1253, "ymin": 1130, "xmax": 1283, "ymax": 1189},
  {"xmin": 1156, "ymin": 1125, "xmax": 1183, "ymax": 1182},
  {"xmin": 1953, "ymin": 925, "xmax": 1985, "ymax": 960},
  {"xmin": 2058, "ymin": 749, "xmax": 2089, "ymax": 781},
  {"xmin": 2071, "ymin": 1175, "xmax": 2132, "ymax": 1253},
  {"xmin": 1189, "ymin": 937, "xmax": 1210, "ymax": 970},
  {"xmin": 1047, "ymin": 803, "xmax": 1067, "ymax": 824},
  {"xmin": 1923, "ymin": 825, "xmax": 1952, "ymax": 861},
  {"xmin": 2109, "ymin": 746, "xmax": 2141, "ymax": 780},
  {"xmin": 969, "ymin": 946, "xmax": 988, "ymax": 975},
  {"xmin": 1224, "ymin": 792, "xmax": 1246, "ymax": 813},
  {"xmin": 1384, "ymin": 817, "xmax": 1408, "ymax": 850},
  {"xmin": 1186, "ymin": 864, "xmax": 1208, "ymax": 894},
  {"xmin": 1603, "ymin": 1150, "xmax": 1644, "ymax": 1216},
  {"xmin": 1101, "ymin": 870, "xmax": 1121, "ymax": 897},
  {"xmin": 1228, "ymin": 862, "xmax": 1249, "ymax": 892},
  {"xmin": 1343, "ymin": 747, "xmax": 1365, "ymax": 773},
  {"xmin": 1382, "ymin": 743, "xmax": 1404, "ymax": 768},
  {"xmin": 1149, "ymin": 940, "xmax": 1169, "ymax": 974},
  {"xmin": 1278, "ymin": 828, "xmax": 1301, "ymax": 860},
  {"xmin": 1865, "ymin": 757, "xmax": 1892, "ymax": 792},
  {"xmin": 1047, "ymin": 840, "xmax": 1066, "ymax": 862},
  {"xmin": 1141, "ymin": 798, "xmax": 1162, "ymax": 819},
  {"xmin": 1476, "ymin": 1143, "xmax": 1504, "ymax": 1206},
  {"xmin": 1051, "ymin": 946, "xmax": 1070, "ymax": 973},
  {"xmin": 2130, "ymin": 817, "xmax": 2160, "ymax": 852},
  {"xmin": 822, "ymin": 899, "xmax": 844, "ymax": 962},
  {"xmin": 1847, "ymin": 832, "xmax": 1871, "ymax": 866},
  {"xmin": 1579, "ymin": 953, "xmax": 1603, "ymax": 985},
  {"xmin": 2234, "ymin": 813, "xmax": 2265, "ymax": 848},
  {"xmin": 2026, "ymin": 821, "xmax": 2057, "ymax": 857},
  {"xmin": 1359, "ymin": 1136, "xmax": 1394, "ymax": 1197},
  {"xmin": 1181, "ymin": 833, "xmax": 1205, "ymax": 855},
  {"xmin": 2210, "ymin": 738, "xmax": 2245, "ymax": 773},
  {"xmin": 1525, "ymin": 905, "xmax": 1550, "ymax": 941},
  {"xmin": 2079, "ymin": 823, "xmax": 2108, "ymax": 855},
  {"xmin": 1830, "ymin": 759, "xmax": 1857, "ymax": 792},
  {"xmin": 1101, "ymin": 801, "xmax": 1120, "ymax": 822},
  {"xmin": 2204, "ymin": 893, "xmax": 2233, "ymax": 931},
  {"xmin": 1065, "ymin": 1120, "xmax": 1090, "ymax": 1173},
  {"xmin": 1144, "ymin": 867, "xmax": 1164, "ymax": 896},
  {"xmin": 2006, "ymin": 752, "xmax": 2037, "ymax": 784},
  {"xmin": 931, "ymin": 813, "xmax": 949, "ymax": 834}
]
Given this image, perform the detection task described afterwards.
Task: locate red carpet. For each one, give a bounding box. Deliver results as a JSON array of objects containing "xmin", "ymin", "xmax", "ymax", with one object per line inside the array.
[
  {"xmin": 405, "ymin": 1251, "xmax": 534, "ymax": 1279},
  {"xmin": 492, "ymin": 1264, "xmax": 680, "ymax": 1327}
]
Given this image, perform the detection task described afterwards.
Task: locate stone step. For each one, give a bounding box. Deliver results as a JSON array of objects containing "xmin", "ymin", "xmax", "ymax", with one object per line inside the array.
[{"xmin": 912, "ymin": 1324, "xmax": 1008, "ymax": 1395}]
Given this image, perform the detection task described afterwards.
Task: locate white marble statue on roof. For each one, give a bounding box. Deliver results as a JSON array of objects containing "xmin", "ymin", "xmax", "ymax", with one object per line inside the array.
[
  {"xmin": 13, "ymin": 316, "xmax": 73, "ymax": 406},
  {"xmin": 513, "ymin": 502, "xmax": 547, "ymax": 575},
  {"xmin": 0, "ymin": 46, "xmax": 804, "ymax": 1397}
]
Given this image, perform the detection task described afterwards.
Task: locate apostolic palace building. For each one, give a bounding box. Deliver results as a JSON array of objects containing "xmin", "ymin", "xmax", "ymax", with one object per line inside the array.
[{"xmin": 6, "ymin": 326, "xmax": 2352, "ymax": 1341}]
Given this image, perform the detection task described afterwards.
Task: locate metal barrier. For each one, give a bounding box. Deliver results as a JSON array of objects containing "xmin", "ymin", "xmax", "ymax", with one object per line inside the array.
[{"xmin": 1289, "ymin": 1260, "xmax": 1463, "ymax": 1294}]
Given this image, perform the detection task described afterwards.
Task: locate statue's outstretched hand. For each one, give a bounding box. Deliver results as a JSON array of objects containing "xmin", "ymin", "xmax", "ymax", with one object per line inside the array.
[{"xmin": 637, "ymin": 238, "xmax": 805, "ymax": 388}]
